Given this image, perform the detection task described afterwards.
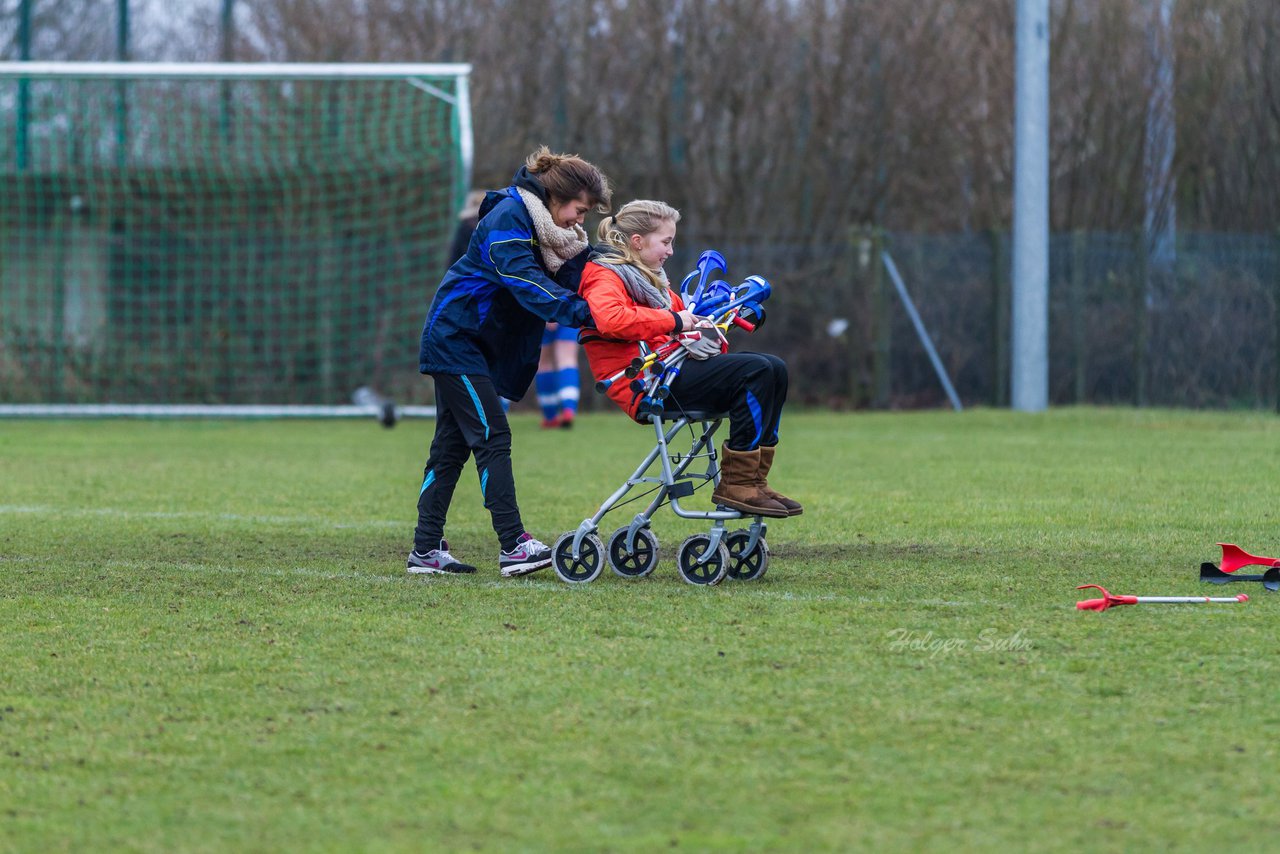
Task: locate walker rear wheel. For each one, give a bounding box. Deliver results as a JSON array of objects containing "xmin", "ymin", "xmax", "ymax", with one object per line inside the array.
[
  {"xmin": 607, "ymin": 526, "xmax": 660, "ymax": 578},
  {"xmin": 552, "ymin": 531, "xmax": 604, "ymax": 584},
  {"xmin": 676, "ymin": 534, "xmax": 729, "ymax": 586},
  {"xmin": 723, "ymin": 529, "xmax": 769, "ymax": 581}
]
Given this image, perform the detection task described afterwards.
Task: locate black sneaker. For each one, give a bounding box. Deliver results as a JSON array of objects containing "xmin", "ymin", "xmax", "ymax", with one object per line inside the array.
[
  {"xmin": 407, "ymin": 539, "xmax": 477, "ymax": 575},
  {"xmin": 499, "ymin": 532, "xmax": 552, "ymax": 577}
]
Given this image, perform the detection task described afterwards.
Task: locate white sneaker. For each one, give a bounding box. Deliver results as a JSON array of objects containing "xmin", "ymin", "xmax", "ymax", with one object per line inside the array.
[
  {"xmin": 499, "ymin": 532, "xmax": 552, "ymax": 577},
  {"xmin": 407, "ymin": 539, "xmax": 477, "ymax": 575}
]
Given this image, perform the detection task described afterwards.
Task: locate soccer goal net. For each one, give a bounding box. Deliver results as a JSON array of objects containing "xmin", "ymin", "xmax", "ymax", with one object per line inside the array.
[{"xmin": 0, "ymin": 62, "xmax": 472, "ymax": 420}]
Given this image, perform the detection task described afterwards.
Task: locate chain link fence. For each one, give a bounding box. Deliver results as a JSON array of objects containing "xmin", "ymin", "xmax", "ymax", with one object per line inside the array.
[
  {"xmin": 4, "ymin": 220, "xmax": 1277, "ymax": 412},
  {"xmin": 669, "ymin": 230, "xmax": 1280, "ymax": 411}
]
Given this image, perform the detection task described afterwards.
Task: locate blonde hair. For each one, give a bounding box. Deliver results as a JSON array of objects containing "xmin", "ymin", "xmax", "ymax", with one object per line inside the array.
[
  {"xmin": 595, "ymin": 200, "xmax": 681, "ymax": 287},
  {"xmin": 524, "ymin": 145, "xmax": 612, "ymax": 212}
]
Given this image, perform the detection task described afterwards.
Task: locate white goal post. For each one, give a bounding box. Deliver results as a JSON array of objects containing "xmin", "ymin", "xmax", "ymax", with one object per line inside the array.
[
  {"xmin": 0, "ymin": 62, "xmax": 473, "ymax": 197},
  {"xmin": 1, "ymin": 62, "xmax": 473, "ymax": 421}
]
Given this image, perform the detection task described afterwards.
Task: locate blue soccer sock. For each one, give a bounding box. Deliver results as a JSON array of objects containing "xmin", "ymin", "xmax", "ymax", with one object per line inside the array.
[
  {"xmin": 556, "ymin": 366, "xmax": 580, "ymax": 415},
  {"xmin": 535, "ymin": 371, "xmax": 559, "ymax": 421}
]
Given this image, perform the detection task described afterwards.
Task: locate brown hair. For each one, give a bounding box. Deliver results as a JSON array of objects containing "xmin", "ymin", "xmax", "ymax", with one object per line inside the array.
[{"xmin": 525, "ymin": 145, "xmax": 613, "ymax": 212}]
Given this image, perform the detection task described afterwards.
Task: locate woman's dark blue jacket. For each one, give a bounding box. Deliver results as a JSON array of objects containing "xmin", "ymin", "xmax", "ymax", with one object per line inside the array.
[{"xmin": 418, "ymin": 168, "xmax": 594, "ymax": 401}]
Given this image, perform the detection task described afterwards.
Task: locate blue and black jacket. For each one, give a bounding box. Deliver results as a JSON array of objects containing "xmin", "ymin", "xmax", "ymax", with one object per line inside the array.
[{"xmin": 418, "ymin": 167, "xmax": 595, "ymax": 400}]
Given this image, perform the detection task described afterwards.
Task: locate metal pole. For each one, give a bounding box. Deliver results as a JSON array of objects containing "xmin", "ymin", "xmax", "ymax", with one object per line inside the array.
[
  {"xmin": 1070, "ymin": 230, "xmax": 1087, "ymax": 403},
  {"xmin": 0, "ymin": 62, "xmax": 474, "ymax": 79},
  {"xmin": 871, "ymin": 229, "xmax": 891, "ymax": 408},
  {"xmin": 453, "ymin": 72, "xmax": 473, "ymax": 209},
  {"xmin": 220, "ymin": 0, "xmax": 235, "ymax": 145},
  {"xmin": 221, "ymin": 0, "xmax": 236, "ymax": 60},
  {"xmin": 1144, "ymin": 0, "xmax": 1177, "ymax": 274},
  {"xmin": 115, "ymin": 0, "xmax": 130, "ymax": 169},
  {"xmin": 882, "ymin": 251, "xmax": 964, "ymax": 412},
  {"xmin": 1133, "ymin": 228, "xmax": 1149, "ymax": 406},
  {"xmin": 1011, "ymin": 0, "xmax": 1050, "ymax": 411},
  {"xmin": 1141, "ymin": 0, "xmax": 1175, "ymax": 408},
  {"xmin": 16, "ymin": 0, "xmax": 31, "ymax": 172},
  {"xmin": 989, "ymin": 229, "xmax": 1010, "ymax": 406},
  {"xmin": 117, "ymin": 0, "xmax": 130, "ymax": 59},
  {"xmin": 17, "ymin": 0, "xmax": 30, "ymax": 58}
]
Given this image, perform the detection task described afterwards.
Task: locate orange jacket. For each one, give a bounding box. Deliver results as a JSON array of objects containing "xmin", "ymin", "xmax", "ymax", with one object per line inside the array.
[{"xmin": 578, "ymin": 262, "xmax": 687, "ymax": 420}]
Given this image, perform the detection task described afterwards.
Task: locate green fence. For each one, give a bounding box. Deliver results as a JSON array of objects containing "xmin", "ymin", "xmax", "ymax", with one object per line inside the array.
[
  {"xmin": 671, "ymin": 230, "xmax": 1280, "ymax": 410},
  {"xmin": 6, "ymin": 217, "xmax": 1277, "ymax": 411}
]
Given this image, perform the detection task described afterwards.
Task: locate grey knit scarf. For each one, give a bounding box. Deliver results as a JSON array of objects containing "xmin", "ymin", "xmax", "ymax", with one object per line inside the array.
[
  {"xmin": 515, "ymin": 187, "xmax": 589, "ymax": 273},
  {"xmin": 593, "ymin": 259, "xmax": 673, "ymax": 310}
]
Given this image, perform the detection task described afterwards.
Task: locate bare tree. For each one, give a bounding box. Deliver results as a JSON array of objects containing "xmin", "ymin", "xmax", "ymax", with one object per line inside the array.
[
  {"xmin": 5, "ymin": 0, "xmax": 1279, "ymax": 235},
  {"xmin": 1, "ymin": 0, "xmax": 117, "ymax": 60}
]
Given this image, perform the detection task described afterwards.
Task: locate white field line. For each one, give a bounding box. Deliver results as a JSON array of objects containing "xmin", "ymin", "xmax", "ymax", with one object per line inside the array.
[
  {"xmin": 3, "ymin": 557, "xmax": 559, "ymax": 588},
  {"xmin": 0, "ymin": 554, "xmax": 904, "ymax": 602},
  {"xmin": 750, "ymin": 591, "xmax": 976, "ymax": 606},
  {"xmin": 0, "ymin": 554, "xmax": 403, "ymax": 585},
  {"xmin": 0, "ymin": 504, "xmax": 402, "ymax": 529}
]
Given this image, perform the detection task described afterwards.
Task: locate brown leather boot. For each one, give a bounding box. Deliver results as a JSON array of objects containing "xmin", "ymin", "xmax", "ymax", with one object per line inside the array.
[
  {"xmin": 712, "ymin": 443, "xmax": 789, "ymax": 517},
  {"xmin": 758, "ymin": 445, "xmax": 803, "ymax": 516}
]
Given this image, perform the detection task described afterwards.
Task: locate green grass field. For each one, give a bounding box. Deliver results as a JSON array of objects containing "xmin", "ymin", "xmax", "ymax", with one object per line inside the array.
[{"xmin": 2, "ymin": 408, "xmax": 1278, "ymax": 852}]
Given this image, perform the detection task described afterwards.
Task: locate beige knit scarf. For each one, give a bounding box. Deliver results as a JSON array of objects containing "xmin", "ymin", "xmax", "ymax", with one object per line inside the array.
[
  {"xmin": 592, "ymin": 259, "xmax": 673, "ymax": 310},
  {"xmin": 516, "ymin": 187, "xmax": 589, "ymax": 273}
]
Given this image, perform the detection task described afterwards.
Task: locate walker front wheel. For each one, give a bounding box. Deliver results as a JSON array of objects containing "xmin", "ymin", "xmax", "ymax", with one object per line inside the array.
[
  {"xmin": 552, "ymin": 531, "xmax": 604, "ymax": 584},
  {"xmin": 607, "ymin": 526, "xmax": 660, "ymax": 578},
  {"xmin": 676, "ymin": 534, "xmax": 729, "ymax": 586}
]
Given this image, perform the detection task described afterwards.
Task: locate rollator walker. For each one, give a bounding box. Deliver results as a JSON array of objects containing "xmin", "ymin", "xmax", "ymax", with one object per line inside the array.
[{"xmin": 551, "ymin": 251, "xmax": 775, "ymax": 586}]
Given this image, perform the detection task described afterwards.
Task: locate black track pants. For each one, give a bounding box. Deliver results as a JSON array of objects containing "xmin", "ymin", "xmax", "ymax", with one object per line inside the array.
[
  {"xmin": 414, "ymin": 374, "xmax": 523, "ymax": 552},
  {"xmin": 667, "ymin": 352, "xmax": 789, "ymax": 450}
]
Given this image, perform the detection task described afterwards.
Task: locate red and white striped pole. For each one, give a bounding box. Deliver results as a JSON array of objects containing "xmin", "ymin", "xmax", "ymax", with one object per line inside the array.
[{"xmin": 1076, "ymin": 585, "xmax": 1248, "ymax": 612}]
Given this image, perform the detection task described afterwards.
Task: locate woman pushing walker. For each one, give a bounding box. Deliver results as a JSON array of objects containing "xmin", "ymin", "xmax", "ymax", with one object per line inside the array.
[
  {"xmin": 577, "ymin": 200, "xmax": 802, "ymax": 518},
  {"xmin": 408, "ymin": 147, "xmax": 612, "ymax": 577}
]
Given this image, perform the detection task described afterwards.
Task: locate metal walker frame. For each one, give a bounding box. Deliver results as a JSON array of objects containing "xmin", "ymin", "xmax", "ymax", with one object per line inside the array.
[{"xmin": 552, "ymin": 409, "xmax": 769, "ymax": 586}]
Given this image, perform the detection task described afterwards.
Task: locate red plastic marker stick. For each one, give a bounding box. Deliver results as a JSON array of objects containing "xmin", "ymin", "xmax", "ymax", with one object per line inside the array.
[
  {"xmin": 1075, "ymin": 584, "xmax": 1249, "ymax": 611},
  {"xmin": 1217, "ymin": 543, "xmax": 1280, "ymax": 573}
]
